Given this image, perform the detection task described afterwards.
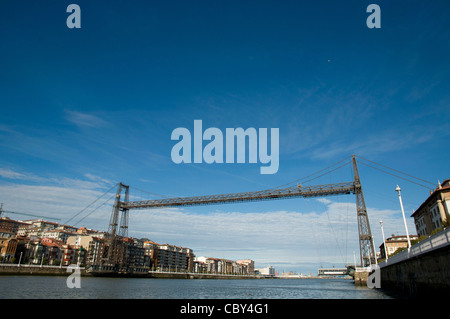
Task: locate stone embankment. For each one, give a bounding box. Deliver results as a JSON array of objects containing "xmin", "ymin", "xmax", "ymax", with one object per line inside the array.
[
  {"xmin": 0, "ymin": 264, "xmax": 89, "ymax": 276},
  {"xmin": 0, "ymin": 265, "xmax": 267, "ymax": 279}
]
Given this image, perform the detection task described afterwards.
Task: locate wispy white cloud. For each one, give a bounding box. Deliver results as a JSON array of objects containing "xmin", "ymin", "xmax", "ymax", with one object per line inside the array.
[
  {"xmin": 310, "ymin": 128, "xmax": 434, "ymax": 160},
  {"xmin": 0, "ymin": 168, "xmax": 28, "ymax": 180},
  {"xmin": 83, "ymin": 173, "xmax": 113, "ymax": 186},
  {"xmin": 0, "ymin": 167, "xmax": 112, "ymax": 190},
  {"xmin": 0, "ymin": 168, "xmax": 47, "ymax": 183},
  {"xmin": 65, "ymin": 110, "xmax": 108, "ymax": 128},
  {"xmin": 0, "ymin": 183, "xmax": 113, "ymax": 226}
]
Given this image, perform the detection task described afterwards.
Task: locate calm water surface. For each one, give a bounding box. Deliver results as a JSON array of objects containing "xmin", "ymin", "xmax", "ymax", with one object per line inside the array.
[{"xmin": 0, "ymin": 276, "xmax": 393, "ymax": 299}]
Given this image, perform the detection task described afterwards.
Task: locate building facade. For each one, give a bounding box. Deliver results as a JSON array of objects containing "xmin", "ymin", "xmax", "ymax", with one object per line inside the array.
[
  {"xmin": 255, "ymin": 266, "xmax": 275, "ymax": 276},
  {"xmin": 379, "ymin": 235, "xmax": 419, "ymax": 259},
  {"xmin": 143, "ymin": 241, "xmax": 194, "ymax": 272},
  {"xmin": 194, "ymin": 256, "xmax": 255, "ymax": 275},
  {"xmin": 411, "ymin": 179, "xmax": 450, "ymax": 237},
  {"xmin": 0, "ymin": 217, "xmax": 27, "ymax": 235},
  {"xmin": 0, "ymin": 237, "xmax": 18, "ymax": 262},
  {"xmin": 236, "ymin": 259, "xmax": 255, "ymax": 275}
]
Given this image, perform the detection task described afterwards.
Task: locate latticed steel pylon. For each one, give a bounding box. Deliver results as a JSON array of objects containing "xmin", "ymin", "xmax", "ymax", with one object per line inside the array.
[
  {"xmin": 105, "ymin": 182, "xmax": 129, "ymax": 267},
  {"xmin": 351, "ymin": 155, "xmax": 376, "ymax": 266}
]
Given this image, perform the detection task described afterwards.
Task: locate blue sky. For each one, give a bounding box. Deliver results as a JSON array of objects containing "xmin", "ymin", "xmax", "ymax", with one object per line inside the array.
[{"xmin": 0, "ymin": 1, "xmax": 449, "ymax": 274}]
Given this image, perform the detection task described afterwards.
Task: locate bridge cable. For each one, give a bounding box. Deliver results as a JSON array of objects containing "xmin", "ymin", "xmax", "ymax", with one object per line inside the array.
[
  {"xmin": 130, "ymin": 186, "xmax": 180, "ymax": 199},
  {"xmin": 272, "ymin": 156, "xmax": 353, "ymax": 189},
  {"xmin": 356, "ymin": 162, "xmax": 433, "ymax": 190},
  {"xmin": 355, "ymin": 155, "xmax": 435, "ymax": 186},
  {"xmin": 63, "ymin": 182, "xmax": 118, "ymax": 225},
  {"xmin": 72, "ymin": 192, "xmax": 117, "ymax": 227},
  {"xmin": 300, "ymin": 161, "xmax": 352, "ymax": 185}
]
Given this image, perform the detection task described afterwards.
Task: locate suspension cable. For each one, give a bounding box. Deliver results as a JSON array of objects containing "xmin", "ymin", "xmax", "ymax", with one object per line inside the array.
[
  {"xmin": 273, "ymin": 155, "xmax": 353, "ymax": 189},
  {"xmin": 357, "ymin": 162, "xmax": 433, "ymax": 190},
  {"xmin": 63, "ymin": 183, "xmax": 118, "ymax": 225},
  {"xmin": 73, "ymin": 192, "xmax": 117, "ymax": 226},
  {"xmin": 300, "ymin": 161, "xmax": 352, "ymax": 185},
  {"xmin": 355, "ymin": 155, "xmax": 435, "ymax": 186},
  {"xmin": 131, "ymin": 186, "xmax": 178, "ymax": 199}
]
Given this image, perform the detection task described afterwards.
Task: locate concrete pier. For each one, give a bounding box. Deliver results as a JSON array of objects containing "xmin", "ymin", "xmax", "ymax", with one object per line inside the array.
[{"xmin": 353, "ymin": 268, "xmax": 370, "ymax": 286}]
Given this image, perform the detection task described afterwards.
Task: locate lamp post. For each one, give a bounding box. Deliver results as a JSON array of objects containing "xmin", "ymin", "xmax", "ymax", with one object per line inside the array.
[
  {"xmin": 395, "ymin": 185, "xmax": 411, "ymax": 251},
  {"xmin": 380, "ymin": 220, "xmax": 388, "ymax": 260},
  {"xmin": 371, "ymin": 237, "xmax": 378, "ymax": 265},
  {"xmin": 18, "ymin": 252, "xmax": 23, "ymax": 267}
]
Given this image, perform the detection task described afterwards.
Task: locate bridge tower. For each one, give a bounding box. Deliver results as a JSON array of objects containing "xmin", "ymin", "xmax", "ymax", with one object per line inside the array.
[
  {"xmin": 352, "ymin": 155, "xmax": 376, "ymax": 266},
  {"xmin": 105, "ymin": 182, "xmax": 129, "ymax": 267}
]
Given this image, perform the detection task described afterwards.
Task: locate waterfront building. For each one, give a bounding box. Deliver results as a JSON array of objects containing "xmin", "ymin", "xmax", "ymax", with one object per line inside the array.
[
  {"xmin": 41, "ymin": 240, "xmax": 62, "ymax": 265},
  {"xmin": 17, "ymin": 220, "xmax": 78, "ymax": 241},
  {"xmin": 217, "ymin": 258, "xmax": 231, "ymax": 273},
  {"xmin": 194, "ymin": 256, "xmax": 214, "ymax": 272},
  {"xmin": 236, "ymin": 259, "xmax": 255, "ymax": 275},
  {"xmin": 60, "ymin": 244, "xmax": 86, "ymax": 266},
  {"xmin": 67, "ymin": 234, "xmax": 107, "ymax": 266},
  {"xmin": 143, "ymin": 240, "xmax": 159, "ymax": 269},
  {"xmin": 24, "ymin": 240, "xmax": 45, "ymax": 264},
  {"xmin": 255, "ymin": 266, "xmax": 275, "ymax": 276},
  {"xmin": 193, "ymin": 259, "xmax": 207, "ymax": 273},
  {"xmin": 0, "ymin": 237, "xmax": 18, "ymax": 262},
  {"xmin": 143, "ymin": 241, "xmax": 194, "ymax": 271},
  {"xmin": 0, "ymin": 229, "xmax": 15, "ymax": 238},
  {"xmin": 203, "ymin": 257, "xmax": 220, "ymax": 273},
  {"xmin": 0, "ymin": 217, "xmax": 27, "ymax": 235},
  {"xmin": 194, "ymin": 256, "xmax": 254, "ymax": 275},
  {"xmin": 55, "ymin": 224, "xmax": 78, "ymax": 233},
  {"xmin": 21, "ymin": 238, "xmax": 67, "ymax": 265},
  {"xmin": 41, "ymin": 229, "xmax": 75, "ymax": 243},
  {"xmin": 1, "ymin": 216, "xmax": 256, "ymax": 274},
  {"xmin": 378, "ymin": 234, "xmax": 419, "ymax": 259},
  {"xmin": 411, "ymin": 179, "xmax": 450, "ymax": 237},
  {"xmin": 17, "ymin": 226, "xmax": 42, "ymax": 238},
  {"xmin": 158, "ymin": 243, "xmax": 194, "ymax": 272},
  {"xmin": 76, "ymin": 226, "xmax": 104, "ymax": 237},
  {"xmin": 13, "ymin": 235, "xmax": 29, "ymax": 262},
  {"xmin": 67, "ymin": 234, "xmax": 95, "ymax": 248},
  {"xmin": 122, "ymin": 237, "xmax": 146, "ymax": 268},
  {"xmin": 87, "ymin": 237, "xmax": 106, "ymax": 265},
  {"xmin": 23, "ymin": 220, "xmax": 59, "ymax": 231}
]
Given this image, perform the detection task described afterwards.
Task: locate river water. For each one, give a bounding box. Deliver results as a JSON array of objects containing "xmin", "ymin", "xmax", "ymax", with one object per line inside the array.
[{"xmin": 0, "ymin": 276, "xmax": 393, "ymax": 299}]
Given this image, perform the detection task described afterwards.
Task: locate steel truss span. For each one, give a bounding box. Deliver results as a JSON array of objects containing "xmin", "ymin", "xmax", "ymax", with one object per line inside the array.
[{"xmin": 121, "ymin": 182, "xmax": 356, "ymax": 209}]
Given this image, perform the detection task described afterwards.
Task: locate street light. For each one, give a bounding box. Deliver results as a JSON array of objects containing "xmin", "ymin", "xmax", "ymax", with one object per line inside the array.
[
  {"xmin": 395, "ymin": 185, "xmax": 411, "ymax": 251},
  {"xmin": 379, "ymin": 220, "xmax": 388, "ymax": 260},
  {"xmin": 371, "ymin": 237, "xmax": 378, "ymax": 265}
]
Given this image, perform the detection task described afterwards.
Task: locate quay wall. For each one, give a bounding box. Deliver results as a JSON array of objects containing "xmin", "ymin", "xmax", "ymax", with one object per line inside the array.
[
  {"xmin": 379, "ymin": 228, "xmax": 450, "ymax": 298},
  {"xmin": 0, "ymin": 265, "xmax": 90, "ymax": 276},
  {"xmin": 0, "ymin": 265, "xmax": 265, "ymax": 280},
  {"xmin": 148, "ymin": 272, "xmax": 264, "ymax": 279}
]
